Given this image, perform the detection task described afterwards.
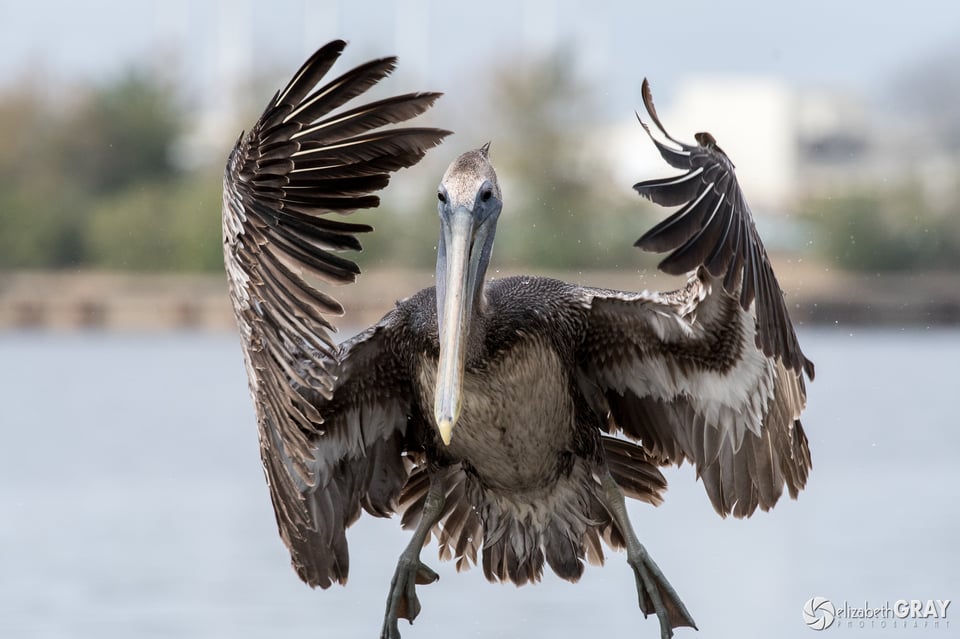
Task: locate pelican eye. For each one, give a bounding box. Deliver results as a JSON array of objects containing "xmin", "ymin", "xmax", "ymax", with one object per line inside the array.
[
  {"xmin": 438, "ymin": 191, "xmax": 447, "ymax": 204},
  {"xmin": 480, "ymin": 188, "xmax": 493, "ymax": 202}
]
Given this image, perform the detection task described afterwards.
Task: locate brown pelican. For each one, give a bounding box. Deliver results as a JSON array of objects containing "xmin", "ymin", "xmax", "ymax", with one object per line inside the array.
[{"xmin": 222, "ymin": 41, "xmax": 814, "ymax": 639}]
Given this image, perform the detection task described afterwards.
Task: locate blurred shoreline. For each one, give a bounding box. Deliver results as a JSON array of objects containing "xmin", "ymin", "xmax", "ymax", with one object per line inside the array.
[{"xmin": 1, "ymin": 267, "xmax": 958, "ymax": 331}]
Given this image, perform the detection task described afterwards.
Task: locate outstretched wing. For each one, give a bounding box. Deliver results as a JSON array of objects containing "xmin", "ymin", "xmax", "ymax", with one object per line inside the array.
[
  {"xmin": 633, "ymin": 78, "xmax": 812, "ymax": 378},
  {"xmin": 578, "ymin": 80, "xmax": 812, "ymax": 518},
  {"xmin": 222, "ymin": 40, "xmax": 450, "ymax": 586}
]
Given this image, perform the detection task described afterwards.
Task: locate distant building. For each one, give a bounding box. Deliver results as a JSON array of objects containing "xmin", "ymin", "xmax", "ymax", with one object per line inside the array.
[
  {"xmin": 795, "ymin": 87, "xmax": 875, "ymax": 195},
  {"xmin": 604, "ymin": 75, "xmax": 959, "ymax": 215},
  {"xmin": 603, "ymin": 76, "xmax": 799, "ymax": 214},
  {"xmin": 671, "ymin": 77, "xmax": 797, "ymax": 211}
]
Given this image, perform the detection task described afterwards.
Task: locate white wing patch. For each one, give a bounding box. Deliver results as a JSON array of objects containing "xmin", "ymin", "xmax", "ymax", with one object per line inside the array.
[{"xmin": 580, "ymin": 271, "xmax": 811, "ymax": 517}]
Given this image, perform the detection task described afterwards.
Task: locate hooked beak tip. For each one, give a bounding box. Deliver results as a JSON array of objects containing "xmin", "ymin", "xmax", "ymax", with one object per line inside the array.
[{"xmin": 438, "ymin": 418, "xmax": 454, "ymax": 446}]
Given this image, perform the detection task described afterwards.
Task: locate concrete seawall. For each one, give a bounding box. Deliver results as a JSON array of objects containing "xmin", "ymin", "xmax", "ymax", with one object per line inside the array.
[{"xmin": 1, "ymin": 267, "xmax": 957, "ymax": 331}]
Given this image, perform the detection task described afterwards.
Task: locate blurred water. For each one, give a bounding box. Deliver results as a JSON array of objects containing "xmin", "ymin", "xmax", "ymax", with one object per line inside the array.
[{"xmin": 0, "ymin": 329, "xmax": 957, "ymax": 639}]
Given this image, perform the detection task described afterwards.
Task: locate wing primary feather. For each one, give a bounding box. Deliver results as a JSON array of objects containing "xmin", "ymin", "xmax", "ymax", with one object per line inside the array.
[
  {"xmin": 274, "ymin": 40, "xmax": 348, "ymax": 108},
  {"xmin": 634, "ymin": 183, "xmax": 716, "ymax": 252},
  {"xmin": 633, "ymin": 79, "xmax": 811, "ymax": 378},
  {"xmin": 633, "ymin": 167, "xmax": 705, "ymax": 207},
  {"xmin": 223, "ymin": 41, "xmax": 448, "ymax": 588},
  {"xmin": 641, "ymin": 78, "xmax": 690, "ymax": 149},
  {"xmin": 284, "ymin": 57, "xmax": 399, "ymax": 126},
  {"xmin": 656, "ymin": 186, "xmax": 727, "ymax": 275},
  {"xmin": 587, "ymin": 79, "xmax": 817, "ymax": 521},
  {"xmin": 635, "ymin": 113, "xmax": 692, "ymax": 170},
  {"xmin": 294, "ymin": 92, "xmax": 443, "ymax": 144}
]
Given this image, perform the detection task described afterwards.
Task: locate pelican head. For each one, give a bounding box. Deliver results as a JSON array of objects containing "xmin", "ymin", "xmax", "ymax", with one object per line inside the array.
[{"xmin": 433, "ymin": 143, "xmax": 502, "ymax": 445}]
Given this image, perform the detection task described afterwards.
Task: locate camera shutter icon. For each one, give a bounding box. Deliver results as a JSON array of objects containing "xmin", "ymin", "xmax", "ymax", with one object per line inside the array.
[{"xmin": 803, "ymin": 596, "xmax": 836, "ymax": 630}]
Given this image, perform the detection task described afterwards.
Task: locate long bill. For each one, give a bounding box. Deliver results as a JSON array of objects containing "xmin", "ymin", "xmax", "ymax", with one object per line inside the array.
[{"xmin": 434, "ymin": 207, "xmax": 480, "ymax": 446}]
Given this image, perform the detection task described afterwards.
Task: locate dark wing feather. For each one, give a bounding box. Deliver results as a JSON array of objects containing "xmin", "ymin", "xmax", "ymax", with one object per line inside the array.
[
  {"xmin": 222, "ymin": 41, "xmax": 449, "ymax": 587},
  {"xmin": 577, "ymin": 83, "xmax": 814, "ymax": 517},
  {"xmin": 579, "ymin": 283, "xmax": 811, "ymax": 518},
  {"xmin": 633, "ymin": 78, "xmax": 813, "ymax": 379}
]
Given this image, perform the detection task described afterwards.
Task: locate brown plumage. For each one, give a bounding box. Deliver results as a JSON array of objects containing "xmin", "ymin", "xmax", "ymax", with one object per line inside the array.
[{"xmin": 222, "ymin": 43, "xmax": 813, "ymax": 639}]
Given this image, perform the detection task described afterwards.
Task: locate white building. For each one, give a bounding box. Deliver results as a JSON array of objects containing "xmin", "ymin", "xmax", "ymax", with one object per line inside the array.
[{"xmin": 602, "ymin": 77, "xmax": 797, "ymax": 214}]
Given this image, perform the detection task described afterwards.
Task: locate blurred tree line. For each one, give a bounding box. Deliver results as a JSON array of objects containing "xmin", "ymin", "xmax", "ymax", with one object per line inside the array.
[
  {"xmin": 357, "ymin": 49, "xmax": 656, "ymax": 273},
  {"xmin": 0, "ymin": 52, "xmax": 657, "ymax": 274},
  {"xmin": 797, "ymin": 41, "xmax": 960, "ymax": 272},
  {"xmin": 0, "ymin": 70, "xmax": 224, "ymax": 270},
  {"xmin": 1, "ymin": 51, "xmax": 958, "ymax": 273},
  {"xmin": 802, "ymin": 183, "xmax": 960, "ymax": 271}
]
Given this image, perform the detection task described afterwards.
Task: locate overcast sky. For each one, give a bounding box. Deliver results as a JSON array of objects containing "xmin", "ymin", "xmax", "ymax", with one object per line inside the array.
[{"xmin": 4, "ymin": 0, "xmax": 959, "ymax": 111}]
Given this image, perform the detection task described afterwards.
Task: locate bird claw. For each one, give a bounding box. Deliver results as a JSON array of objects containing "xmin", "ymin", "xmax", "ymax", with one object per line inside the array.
[
  {"xmin": 380, "ymin": 556, "xmax": 439, "ymax": 639},
  {"xmin": 627, "ymin": 544, "xmax": 697, "ymax": 639}
]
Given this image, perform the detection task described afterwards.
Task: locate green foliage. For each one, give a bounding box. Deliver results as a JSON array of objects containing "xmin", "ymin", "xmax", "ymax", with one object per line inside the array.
[
  {"xmin": 85, "ymin": 174, "xmax": 223, "ymax": 271},
  {"xmin": 466, "ymin": 50, "xmax": 649, "ymax": 270},
  {"xmin": 803, "ymin": 180, "xmax": 960, "ymax": 271},
  {"xmin": 330, "ymin": 49, "xmax": 661, "ymax": 274},
  {"xmin": 2, "ymin": 52, "xmax": 957, "ymax": 275},
  {"xmin": 54, "ymin": 70, "xmax": 182, "ymax": 195},
  {"xmin": 0, "ymin": 184, "xmax": 86, "ymax": 268},
  {"xmin": 0, "ymin": 68, "xmax": 185, "ymax": 270}
]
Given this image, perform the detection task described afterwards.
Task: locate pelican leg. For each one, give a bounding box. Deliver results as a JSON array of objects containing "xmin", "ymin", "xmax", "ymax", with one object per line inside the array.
[
  {"xmin": 600, "ymin": 472, "xmax": 697, "ymax": 639},
  {"xmin": 380, "ymin": 474, "xmax": 446, "ymax": 639}
]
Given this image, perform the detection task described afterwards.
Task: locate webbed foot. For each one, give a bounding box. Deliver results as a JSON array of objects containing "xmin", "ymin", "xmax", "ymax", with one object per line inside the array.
[
  {"xmin": 379, "ymin": 555, "xmax": 439, "ymax": 639},
  {"xmin": 627, "ymin": 541, "xmax": 697, "ymax": 639}
]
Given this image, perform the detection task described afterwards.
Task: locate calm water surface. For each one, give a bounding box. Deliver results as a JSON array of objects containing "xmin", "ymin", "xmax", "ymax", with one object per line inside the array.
[{"xmin": 1, "ymin": 329, "xmax": 957, "ymax": 638}]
